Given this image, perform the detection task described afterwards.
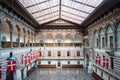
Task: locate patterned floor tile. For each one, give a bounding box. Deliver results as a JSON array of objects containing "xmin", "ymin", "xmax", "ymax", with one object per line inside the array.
[{"xmin": 28, "ymin": 68, "xmax": 93, "ymax": 80}]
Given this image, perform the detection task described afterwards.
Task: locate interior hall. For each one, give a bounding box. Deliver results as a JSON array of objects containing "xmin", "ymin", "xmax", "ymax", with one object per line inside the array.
[{"xmin": 0, "ymin": 0, "xmax": 120, "ymax": 80}]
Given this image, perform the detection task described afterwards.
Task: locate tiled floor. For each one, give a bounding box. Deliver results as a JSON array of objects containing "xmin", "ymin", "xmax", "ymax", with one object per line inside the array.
[{"xmin": 28, "ymin": 68, "xmax": 93, "ymax": 80}]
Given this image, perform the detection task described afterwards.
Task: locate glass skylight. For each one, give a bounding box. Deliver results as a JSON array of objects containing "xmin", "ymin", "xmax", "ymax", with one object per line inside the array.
[{"xmin": 18, "ymin": 0, "xmax": 104, "ymax": 25}]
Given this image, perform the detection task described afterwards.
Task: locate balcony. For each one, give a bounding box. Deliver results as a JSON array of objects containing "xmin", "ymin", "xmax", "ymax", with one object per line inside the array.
[
  {"xmin": 93, "ymin": 63, "xmax": 120, "ymax": 79},
  {"xmin": 38, "ymin": 56, "xmax": 84, "ymax": 60},
  {"xmin": 40, "ymin": 46, "xmax": 83, "ymax": 50}
]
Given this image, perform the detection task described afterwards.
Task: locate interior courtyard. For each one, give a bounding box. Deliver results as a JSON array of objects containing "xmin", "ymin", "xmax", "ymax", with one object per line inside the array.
[{"xmin": 0, "ymin": 0, "xmax": 120, "ymax": 80}]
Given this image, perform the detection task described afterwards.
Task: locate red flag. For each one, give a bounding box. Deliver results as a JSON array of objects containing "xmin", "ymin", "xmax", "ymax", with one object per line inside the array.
[
  {"xmin": 96, "ymin": 56, "xmax": 98, "ymax": 64},
  {"xmin": 28, "ymin": 55, "xmax": 31, "ymax": 64},
  {"xmin": 105, "ymin": 58, "xmax": 109, "ymax": 69},
  {"xmin": 103, "ymin": 58, "xmax": 109, "ymax": 69},
  {"xmin": 24, "ymin": 56, "xmax": 29, "ymax": 66},
  {"xmin": 103, "ymin": 58, "xmax": 105, "ymax": 67},
  {"xmin": 0, "ymin": 66, "xmax": 2, "ymax": 79},
  {"xmin": 37, "ymin": 52, "xmax": 40, "ymax": 58},
  {"xmin": 7, "ymin": 60, "xmax": 16, "ymax": 76},
  {"xmin": 97, "ymin": 56, "xmax": 101, "ymax": 65},
  {"xmin": 31, "ymin": 54, "xmax": 34, "ymax": 60},
  {"xmin": 35, "ymin": 53, "xmax": 37, "ymax": 59}
]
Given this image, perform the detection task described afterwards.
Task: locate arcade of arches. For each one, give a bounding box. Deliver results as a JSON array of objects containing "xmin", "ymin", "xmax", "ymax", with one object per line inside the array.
[{"xmin": 0, "ymin": 0, "xmax": 120, "ymax": 80}]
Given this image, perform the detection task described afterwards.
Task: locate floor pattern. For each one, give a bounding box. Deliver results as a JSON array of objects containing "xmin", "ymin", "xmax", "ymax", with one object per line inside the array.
[{"xmin": 27, "ymin": 68, "xmax": 93, "ymax": 80}]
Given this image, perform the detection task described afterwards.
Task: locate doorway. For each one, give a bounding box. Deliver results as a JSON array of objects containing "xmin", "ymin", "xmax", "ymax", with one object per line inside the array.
[{"xmin": 57, "ymin": 61, "xmax": 62, "ymax": 68}]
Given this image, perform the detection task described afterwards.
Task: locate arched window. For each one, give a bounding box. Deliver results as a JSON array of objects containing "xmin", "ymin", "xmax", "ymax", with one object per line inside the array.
[
  {"xmin": 94, "ymin": 31, "xmax": 99, "ymax": 48},
  {"xmin": 106, "ymin": 26, "xmax": 114, "ymax": 48},
  {"xmin": 116, "ymin": 22, "xmax": 120, "ymax": 48},
  {"xmin": 100, "ymin": 29, "xmax": 105, "ymax": 48}
]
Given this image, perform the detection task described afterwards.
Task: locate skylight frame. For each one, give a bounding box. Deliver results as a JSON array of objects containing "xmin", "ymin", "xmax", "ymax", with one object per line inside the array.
[{"xmin": 18, "ymin": 0, "xmax": 104, "ymax": 25}]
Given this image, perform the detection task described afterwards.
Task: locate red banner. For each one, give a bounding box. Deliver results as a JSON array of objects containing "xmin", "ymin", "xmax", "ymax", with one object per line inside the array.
[{"xmin": 7, "ymin": 60, "xmax": 16, "ymax": 76}]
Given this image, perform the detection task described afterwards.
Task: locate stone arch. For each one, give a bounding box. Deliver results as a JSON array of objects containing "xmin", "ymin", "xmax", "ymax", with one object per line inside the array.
[
  {"xmin": 13, "ymin": 25, "xmax": 21, "ymax": 47},
  {"xmin": 6, "ymin": 19, "xmax": 13, "ymax": 32},
  {"xmin": 74, "ymin": 33, "xmax": 82, "ymax": 41},
  {"xmin": 20, "ymin": 28, "xmax": 25, "ymax": 47},
  {"xmin": 46, "ymin": 33, "xmax": 53, "ymax": 39},
  {"xmin": 106, "ymin": 25, "xmax": 114, "ymax": 48},
  {"xmin": 64, "ymin": 33, "xmax": 73, "ymax": 47},
  {"xmin": 1, "ymin": 20, "xmax": 12, "ymax": 48},
  {"xmin": 45, "ymin": 33, "xmax": 54, "ymax": 43},
  {"xmin": 115, "ymin": 21, "xmax": 120, "ymax": 48},
  {"xmin": 65, "ymin": 33, "xmax": 73, "ymax": 40},
  {"xmin": 36, "ymin": 33, "xmax": 44, "ymax": 43},
  {"xmin": 55, "ymin": 33, "xmax": 63, "ymax": 40}
]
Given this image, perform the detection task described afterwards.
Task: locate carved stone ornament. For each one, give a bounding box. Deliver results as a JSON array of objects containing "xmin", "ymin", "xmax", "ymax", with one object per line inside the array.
[{"xmin": 0, "ymin": 11, "xmax": 5, "ymax": 20}]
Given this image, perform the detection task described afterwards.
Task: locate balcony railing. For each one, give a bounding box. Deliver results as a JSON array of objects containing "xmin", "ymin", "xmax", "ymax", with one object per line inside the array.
[
  {"xmin": 38, "ymin": 56, "xmax": 84, "ymax": 60},
  {"xmin": 93, "ymin": 63, "xmax": 120, "ymax": 79}
]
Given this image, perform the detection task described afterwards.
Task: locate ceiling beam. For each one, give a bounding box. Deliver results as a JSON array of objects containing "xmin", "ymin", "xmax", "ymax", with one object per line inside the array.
[
  {"xmin": 31, "ymin": 4, "xmax": 59, "ymax": 14},
  {"xmin": 35, "ymin": 10, "xmax": 59, "ymax": 19},
  {"xmin": 62, "ymin": 4, "xmax": 90, "ymax": 14},
  {"xmin": 62, "ymin": 14, "xmax": 82, "ymax": 22},
  {"xmin": 61, "ymin": 18, "xmax": 81, "ymax": 27},
  {"xmin": 70, "ymin": 0, "xmax": 96, "ymax": 8},
  {"xmin": 39, "ymin": 18, "xmax": 60, "ymax": 26},
  {"xmin": 26, "ymin": 0, "xmax": 51, "ymax": 8},
  {"xmin": 81, "ymin": 0, "xmax": 120, "ymax": 28},
  {"xmin": 62, "ymin": 10, "xmax": 85, "ymax": 19},
  {"xmin": 38, "ymin": 15, "xmax": 59, "ymax": 23},
  {"xmin": 59, "ymin": 0, "xmax": 62, "ymax": 18}
]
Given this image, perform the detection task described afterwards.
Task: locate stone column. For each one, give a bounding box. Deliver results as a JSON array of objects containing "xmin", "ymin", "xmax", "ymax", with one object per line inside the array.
[
  {"xmin": 28, "ymin": 35, "xmax": 30, "ymax": 47},
  {"xmin": 18, "ymin": 33, "xmax": 20, "ymax": 47},
  {"xmin": 53, "ymin": 34, "xmax": 56, "ymax": 47},
  {"xmin": 24, "ymin": 34, "xmax": 26, "ymax": 47},
  {"xmin": 32, "ymin": 37, "xmax": 33, "ymax": 47},
  {"xmin": 98, "ymin": 31, "xmax": 100, "ymax": 49},
  {"xmin": 113, "ymin": 31, "xmax": 116, "ymax": 50},
  {"xmin": 34, "ymin": 35, "xmax": 36, "ymax": 47},
  {"xmin": 10, "ymin": 31, "xmax": 13, "ymax": 48},
  {"xmin": 105, "ymin": 32, "xmax": 107, "ymax": 48}
]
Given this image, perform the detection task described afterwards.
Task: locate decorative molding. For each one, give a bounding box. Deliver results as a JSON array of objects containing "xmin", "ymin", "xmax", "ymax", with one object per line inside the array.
[{"xmin": 0, "ymin": 11, "xmax": 5, "ymax": 20}]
